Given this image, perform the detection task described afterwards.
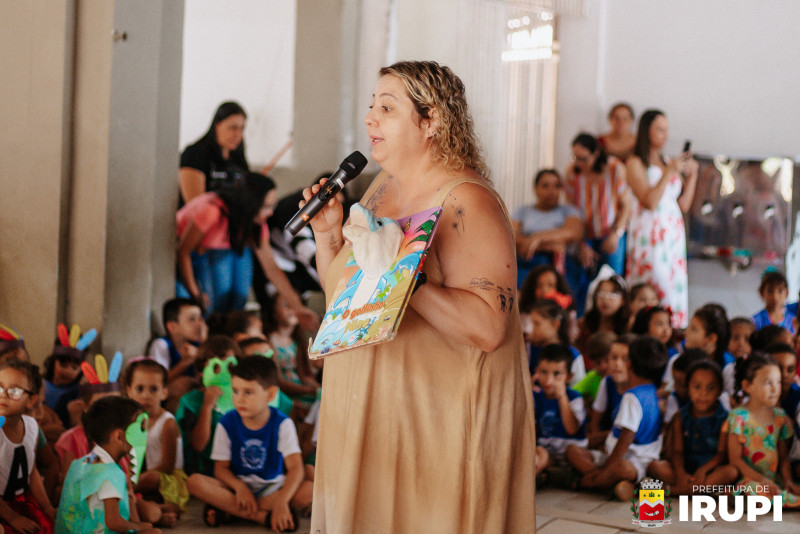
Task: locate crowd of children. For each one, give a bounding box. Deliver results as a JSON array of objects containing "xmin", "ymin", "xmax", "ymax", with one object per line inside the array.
[
  {"xmin": 525, "ymin": 265, "xmax": 800, "ymax": 506},
  {"xmin": 5, "ymin": 258, "xmax": 800, "ymax": 532},
  {"xmin": 0, "ymin": 292, "xmax": 318, "ymax": 533}
]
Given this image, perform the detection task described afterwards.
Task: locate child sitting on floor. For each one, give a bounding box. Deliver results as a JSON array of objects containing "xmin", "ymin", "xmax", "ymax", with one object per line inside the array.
[
  {"xmin": 682, "ymin": 304, "xmax": 735, "ymax": 397},
  {"xmin": 631, "ymin": 305, "xmax": 676, "ymax": 356},
  {"xmin": 264, "ymin": 294, "xmax": 321, "ymax": 411},
  {"xmin": 573, "ymin": 331, "xmax": 615, "ymax": 404},
  {"xmin": 586, "ymin": 334, "xmax": 635, "ymax": 449},
  {"xmin": 175, "ymin": 335, "xmax": 241, "ymax": 476},
  {"xmin": 648, "ymin": 360, "xmax": 737, "ymax": 494},
  {"xmin": 0, "ymin": 324, "xmax": 29, "ymax": 364},
  {"xmin": 575, "ymin": 275, "xmax": 629, "ymax": 355},
  {"xmin": 752, "ymin": 270, "xmax": 796, "ymax": 334},
  {"xmin": 762, "ymin": 343, "xmax": 800, "ymax": 481},
  {"xmin": 56, "ymin": 396, "xmax": 161, "ymax": 533},
  {"xmin": 626, "ymin": 282, "xmax": 659, "ymax": 331},
  {"xmin": 728, "ymin": 317, "xmax": 755, "ymax": 360},
  {"xmin": 0, "ymin": 360, "xmax": 56, "ymax": 533},
  {"xmin": 124, "ymin": 359, "xmax": 188, "ymax": 526},
  {"xmin": 147, "ymin": 298, "xmax": 207, "ymax": 413},
  {"xmin": 43, "ymin": 343, "xmax": 85, "ymax": 428},
  {"xmin": 187, "ymin": 356, "xmax": 312, "ymax": 531},
  {"xmin": 526, "ymin": 299, "xmax": 585, "ymax": 387},
  {"xmin": 724, "ymin": 353, "xmax": 800, "ymax": 506},
  {"xmin": 225, "ymin": 310, "xmax": 267, "ymax": 342},
  {"xmin": 534, "ymin": 344, "xmax": 587, "ymax": 478},
  {"xmin": 566, "ymin": 335, "xmax": 667, "ymax": 500},
  {"xmin": 663, "ymin": 349, "xmax": 708, "ymax": 425},
  {"xmin": 750, "ymin": 324, "xmax": 794, "ymax": 353}
]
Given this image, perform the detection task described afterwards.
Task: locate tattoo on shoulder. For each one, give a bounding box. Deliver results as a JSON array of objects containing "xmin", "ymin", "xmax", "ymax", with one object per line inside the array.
[
  {"xmin": 365, "ymin": 182, "xmax": 388, "ymax": 213},
  {"xmin": 448, "ymin": 196, "xmax": 466, "ymax": 236},
  {"xmin": 470, "ymin": 278, "xmax": 515, "ymax": 312}
]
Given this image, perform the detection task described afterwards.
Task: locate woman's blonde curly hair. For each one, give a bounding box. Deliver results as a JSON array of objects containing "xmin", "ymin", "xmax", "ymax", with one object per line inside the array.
[{"xmin": 379, "ymin": 61, "xmax": 491, "ymax": 182}]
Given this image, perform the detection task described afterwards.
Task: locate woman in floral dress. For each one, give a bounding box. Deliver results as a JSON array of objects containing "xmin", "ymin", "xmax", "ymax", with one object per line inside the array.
[{"xmin": 625, "ymin": 110, "xmax": 698, "ymax": 328}]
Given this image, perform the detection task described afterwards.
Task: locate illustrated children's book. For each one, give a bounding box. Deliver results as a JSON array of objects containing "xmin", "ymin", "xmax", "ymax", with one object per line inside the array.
[{"xmin": 309, "ymin": 204, "xmax": 442, "ymax": 358}]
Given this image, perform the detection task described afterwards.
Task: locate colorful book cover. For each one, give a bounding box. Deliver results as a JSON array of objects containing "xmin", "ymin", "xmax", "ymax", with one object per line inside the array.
[{"xmin": 309, "ymin": 206, "xmax": 442, "ymax": 358}]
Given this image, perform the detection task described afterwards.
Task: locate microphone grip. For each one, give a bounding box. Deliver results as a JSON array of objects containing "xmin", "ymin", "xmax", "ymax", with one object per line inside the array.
[{"xmin": 285, "ymin": 178, "xmax": 343, "ymax": 236}]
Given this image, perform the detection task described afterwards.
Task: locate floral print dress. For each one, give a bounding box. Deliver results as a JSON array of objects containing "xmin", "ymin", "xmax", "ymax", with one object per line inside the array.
[
  {"xmin": 723, "ymin": 406, "xmax": 800, "ymax": 506},
  {"xmin": 626, "ymin": 165, "xmax": 688, "ymax": 328}
]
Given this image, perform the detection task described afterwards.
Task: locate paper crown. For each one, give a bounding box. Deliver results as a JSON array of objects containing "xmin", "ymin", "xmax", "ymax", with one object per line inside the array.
[
  {"xmin": 53, "ymin": 323, "xmax": 97, "ymax": 361},
  {"xmin": 79, "ymin": 351, "xmax": 123, "ymax": 396},
  {"xmin": 0, "ymin": 323, "xmax": 25, "ymax": 354}
]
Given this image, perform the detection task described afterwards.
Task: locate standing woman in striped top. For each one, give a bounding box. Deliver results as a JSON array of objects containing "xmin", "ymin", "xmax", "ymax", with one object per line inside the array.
[{"xmin": 565, "ymin": 133, "xmax": 631, "ymax": 316}]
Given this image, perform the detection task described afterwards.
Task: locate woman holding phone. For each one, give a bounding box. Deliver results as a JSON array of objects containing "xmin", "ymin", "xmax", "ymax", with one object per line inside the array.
[{"xmin": 625, "ymin": 110, "xmax": 698, "ymax": 328}]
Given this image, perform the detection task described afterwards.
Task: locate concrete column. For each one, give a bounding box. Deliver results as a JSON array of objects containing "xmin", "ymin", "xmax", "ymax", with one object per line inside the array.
[
  {"xmin": 0, "ymin": 0, "xmax": 183, "ymax": 363},
  {"xmin": 0, "ymin": 1, "xmax": 75, "ymax": 362}
]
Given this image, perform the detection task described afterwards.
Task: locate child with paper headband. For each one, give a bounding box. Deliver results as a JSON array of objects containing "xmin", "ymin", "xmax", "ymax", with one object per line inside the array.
[
  {"xmin": 54, "ymin": 353, "xmax": 125, "ymax": 490},
  {"xmin": 43, "ymin": 324, "xmax": 97, "ymax": 428},
  {"xmin": 0, "ymin": 323, "xmax": 29, "ymax": 363}
]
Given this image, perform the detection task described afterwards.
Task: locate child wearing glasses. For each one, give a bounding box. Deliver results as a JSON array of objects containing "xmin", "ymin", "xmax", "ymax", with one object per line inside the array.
[
  {"xmin": 0, "ymin": 359, "xmax": 56, "ymax": 533},
  {"xmin": 575, "ymin": 275, "xmax": 629, "ymax": 356}
]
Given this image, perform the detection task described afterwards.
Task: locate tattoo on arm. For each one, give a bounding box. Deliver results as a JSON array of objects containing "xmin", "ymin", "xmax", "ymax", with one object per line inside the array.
[
  {"xmin": 470, "ymin": 278, "xmax": 515, "ymax": 312},
  {"xmin": 328, "ymin": 235, "xmax": 342, "ymax": 251},
  {"xmin": 448, "ymin": 195, "xmax": 466, "ymax": 236}
]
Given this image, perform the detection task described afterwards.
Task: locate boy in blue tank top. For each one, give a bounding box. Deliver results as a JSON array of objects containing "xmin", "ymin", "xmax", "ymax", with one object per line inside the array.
[
  {"xmin": 533, "ymin": 344, "xmax": 587, "ymax": 477},
  {"xmin": 186, "ymin": 356, "xmax": 312, "ymax": 531},
  {"xmin": 584, "ymin": 334, "xmax": 635, "ymax": 449},
  {"xmin": 566, "ymin": 336, "xmax": 667, "ymax": 500}
]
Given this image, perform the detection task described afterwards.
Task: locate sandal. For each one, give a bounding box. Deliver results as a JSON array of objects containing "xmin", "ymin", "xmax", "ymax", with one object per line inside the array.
[{"xmin": 203, "ymin": 503, "xmax": 229, "ymax": 528}]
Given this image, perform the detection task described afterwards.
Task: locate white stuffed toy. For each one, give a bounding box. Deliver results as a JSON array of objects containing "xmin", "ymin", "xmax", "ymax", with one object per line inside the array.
[{"xmin": 341, "ymin": 203, "xmax": 404, "ymax": 307}]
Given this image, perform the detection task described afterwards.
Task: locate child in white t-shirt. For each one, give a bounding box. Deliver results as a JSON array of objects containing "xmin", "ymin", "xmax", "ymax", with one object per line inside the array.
[{"xmin": 566, "ymin": 336, "xmax": 667, "ymax": 500}]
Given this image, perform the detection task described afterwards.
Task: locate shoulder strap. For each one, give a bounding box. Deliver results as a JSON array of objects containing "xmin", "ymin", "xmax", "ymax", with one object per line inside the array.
[{"xmin": 432, "ymin": 176, "xmax": 511, "ymax": 222}]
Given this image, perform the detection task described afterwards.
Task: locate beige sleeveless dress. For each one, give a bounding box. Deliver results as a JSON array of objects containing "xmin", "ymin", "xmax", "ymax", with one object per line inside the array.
[{"xmin": 310, "ymin": 174, "xmax": 537, "ymax": 534}]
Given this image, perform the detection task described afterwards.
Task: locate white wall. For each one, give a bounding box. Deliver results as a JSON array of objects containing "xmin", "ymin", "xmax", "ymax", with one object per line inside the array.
[
  {"xmin": 180, "ymin": 0, "xmax": 295, "ymax": 169},
  {"xmin": 557, "ymin": 0, "xmax": 800, "ymax": 167}
]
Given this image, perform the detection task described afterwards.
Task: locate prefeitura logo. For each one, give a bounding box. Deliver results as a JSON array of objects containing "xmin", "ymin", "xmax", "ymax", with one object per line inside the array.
[{"xmin": 631, "ymin": 478, "xmax": 672, "ymax": 528}]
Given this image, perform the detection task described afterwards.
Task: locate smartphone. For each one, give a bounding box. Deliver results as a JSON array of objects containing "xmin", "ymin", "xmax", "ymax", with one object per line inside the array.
[{"xmin": 683, "ymin": 140, "xmax": 692, "ymax": 154}]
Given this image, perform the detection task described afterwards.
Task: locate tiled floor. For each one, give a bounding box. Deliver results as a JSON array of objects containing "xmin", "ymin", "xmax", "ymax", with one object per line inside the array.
[{"xmin": 169, "ymin": 487, "xmax": 800, "ymax": 533}]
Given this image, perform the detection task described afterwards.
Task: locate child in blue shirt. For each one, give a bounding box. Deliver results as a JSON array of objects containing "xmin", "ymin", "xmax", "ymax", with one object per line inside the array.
[
  {"xmin": 566, "ymin": 335, "xmax": 667, "ymax": 500},
  {"xmin": 186, "ymin": 356, "xmax": 311, "ymax": 531},
  {"xmin": 526, "ymin": 299, "xmax": 585, "ymax": 387},
  {"xmin": 648, "ymin": 360, "xmax": 736, "ymax": 494},
  {"xmin": 534, "ymin": 344, "xmax": 587, "ymax": 477},
  {"xmin": 586, "ymin": 334, "xmax": 634, "ymax": 449},
  {"xmin": 752, "ymin": 270, "xmax": 796, "ymax": 334}
]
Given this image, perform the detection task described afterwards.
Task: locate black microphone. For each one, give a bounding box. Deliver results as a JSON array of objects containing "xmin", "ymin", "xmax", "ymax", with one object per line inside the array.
[{"xmin": 285, "ymin": 151, "xmax": 368, "ymax": 236}]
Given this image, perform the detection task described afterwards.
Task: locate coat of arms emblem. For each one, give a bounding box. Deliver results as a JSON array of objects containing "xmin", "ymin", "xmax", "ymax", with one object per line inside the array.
[{"xmin": 631, "ymin": 478, "xmax": 671, "ymax": 528}]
